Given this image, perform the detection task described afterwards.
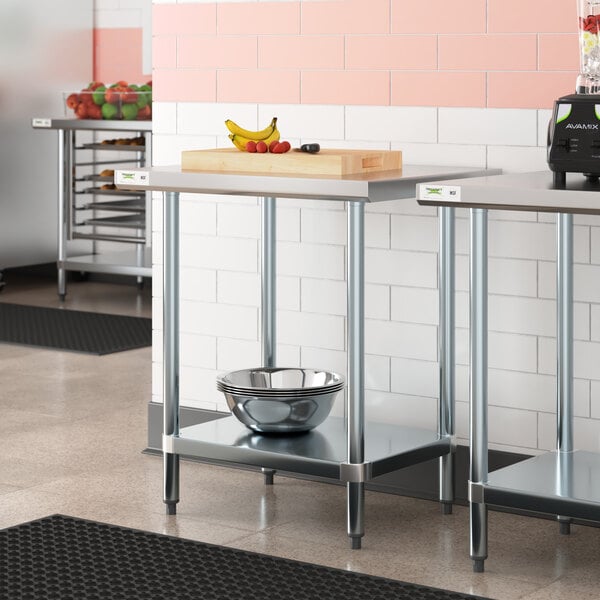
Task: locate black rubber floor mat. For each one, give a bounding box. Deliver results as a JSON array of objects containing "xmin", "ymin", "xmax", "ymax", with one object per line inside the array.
[
  {"xmin": 0, "ymin": 303, "xmax": 151, "ymax": 355},
  {"xmin": 0, "ymin": 515, "xmax": 492, "ymax": 600}
]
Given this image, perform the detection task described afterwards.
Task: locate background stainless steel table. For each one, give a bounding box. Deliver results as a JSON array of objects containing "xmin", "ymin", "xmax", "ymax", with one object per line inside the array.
[
  {"xmin": 417, "ymin": 170, "xmax": 600, "ymax": 572},
  {"xmin": 33, "ymin": 118, "xmax": 153, "ymax": 299},
  {"xmin": 117, "ymin": 162, "xmax": 498, "ymax": 548}
]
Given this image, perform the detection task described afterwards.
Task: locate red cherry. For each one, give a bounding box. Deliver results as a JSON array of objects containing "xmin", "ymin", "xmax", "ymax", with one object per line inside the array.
[
  {"xmin": 246, "ymin": 140, "xmax": 257, "ymax": 152},
  {"xmin": 256, "ymin": 141, "xmax": 268, "ymax": 153}
]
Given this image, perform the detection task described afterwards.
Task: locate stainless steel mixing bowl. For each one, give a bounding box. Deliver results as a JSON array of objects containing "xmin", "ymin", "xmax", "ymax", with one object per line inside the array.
[
  {"xmin": 217, "ymin": 367, "xmax": 344, "ymax": 434},
  {"xmin": 222, "ymin": 389, "xmax": 340, "ymax": 434},
  {"xmin": 217, "ymin": 367, "xmax": 344, "ymax": 394}
]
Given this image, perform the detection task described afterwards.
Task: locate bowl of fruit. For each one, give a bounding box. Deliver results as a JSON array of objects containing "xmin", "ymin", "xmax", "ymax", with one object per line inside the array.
[{"xmin": 64, "ymin": 80, "xmax": 152, "ymax": 120}]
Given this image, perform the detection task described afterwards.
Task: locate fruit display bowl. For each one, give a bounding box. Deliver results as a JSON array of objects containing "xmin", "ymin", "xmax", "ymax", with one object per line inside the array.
[
  {"xmin": 64, "ymin": 80, "xmax": 152, "ymax": 121},
  {"xmin": 217, "ymin": 367, "xmax": 344, "ymax": 434}
]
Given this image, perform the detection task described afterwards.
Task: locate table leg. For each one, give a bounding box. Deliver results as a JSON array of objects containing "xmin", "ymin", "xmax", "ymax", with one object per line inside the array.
[
  {"xmin": 57, "ymin": 129, "xmax": 71, "ymax": 301},
  {"xmin": 261, "ymin": 196, "xmax": 277, "ymax": 486},
  {"xmin": 163, "ymin": 190, "xmax": 180, "ymax": 515},
  {"xmin": 470, "ymin": 208, "xmax": 488, "ymax": 572},
  {"xmin": 347, "ymin": 201, "xmax": 365, "ymax": 549},
  {"xmin": 261, "ymin": 197, "xmax": 277, "ymax": 368},
  {"xmin": 438, "ymin": 206, "xmax": 455, "ymax": 514},
  {"xmin": 557, "ymin": 212, "xmax": 574, "ymax": 534}
]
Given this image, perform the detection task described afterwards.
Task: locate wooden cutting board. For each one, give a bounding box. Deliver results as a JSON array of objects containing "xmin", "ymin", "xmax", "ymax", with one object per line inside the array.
[{"xmin": 181, "ymin": 148, "xmax": 402, "ymax": 176}]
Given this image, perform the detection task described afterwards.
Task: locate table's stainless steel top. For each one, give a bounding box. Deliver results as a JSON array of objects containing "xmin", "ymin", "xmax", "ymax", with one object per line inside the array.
[
  {"xmin": 115, "ymin": 164, "xmax": 500, "ymax": 203},
  {"xmin": 32, "ymin": 117, "xmax": 152, "ymax": 132},
  {"xmin": 417, "ymin": 171, "xmax": 600, "ymax": 214}
]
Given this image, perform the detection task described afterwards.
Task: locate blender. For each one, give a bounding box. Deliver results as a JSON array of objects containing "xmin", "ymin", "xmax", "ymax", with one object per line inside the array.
[{"xmin": 547, "ymin": 0, "xmax": 600, "ymax": 186}]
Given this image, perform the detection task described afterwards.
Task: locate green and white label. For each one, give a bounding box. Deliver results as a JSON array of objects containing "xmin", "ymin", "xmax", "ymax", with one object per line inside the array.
[
  {"xmin": 115, "ymin": 170, "xmax": 149, "ymax": 186},
  {"xmin": 418, "ymin": 184, "xmax": 461, "ymax": 202}
]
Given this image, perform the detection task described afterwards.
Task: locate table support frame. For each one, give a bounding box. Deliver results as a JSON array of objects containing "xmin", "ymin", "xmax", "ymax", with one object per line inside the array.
[
  {"xmin": 469, "ymin": 208, "xmax": 488, "ymax": 573},
  {"xmin": 468, "ymin": 209, "xmax": 576, "ymax": 571},
  {"xmin": 347, "ymin": 201, "xmax": 366, "ymax": 548},
  {"xmin": 163, "ymin": 191, "xmax": 180, "ymax": 514},
  {"xmin": 160, "ymin": 192, "xmax": 457, "ymax": 545},
  {"xmin": 438, "ymin": 207, "xmax": 456, "ymax": 513}
]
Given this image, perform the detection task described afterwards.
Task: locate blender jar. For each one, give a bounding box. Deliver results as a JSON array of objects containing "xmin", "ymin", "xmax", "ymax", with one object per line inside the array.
[{"xmin": 578, "ymin": 0, "xmax": 600, "ymax": 93}]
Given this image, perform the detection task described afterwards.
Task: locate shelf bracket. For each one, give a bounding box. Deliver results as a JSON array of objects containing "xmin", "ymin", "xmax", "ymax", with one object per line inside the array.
[
  {"xmin": 340, "ymin": 462, "xmax": 371, "ymax": 483},
  {"xmin": 468, "ymin": 480, "xmax": 485, "ymax": 504},
  {"xmin": 162, "ymin": 434, "xmax": 176, "ymax": 454}
]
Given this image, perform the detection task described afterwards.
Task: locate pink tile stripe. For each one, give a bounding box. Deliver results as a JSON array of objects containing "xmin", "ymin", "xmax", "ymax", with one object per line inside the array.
[
  {"xmin": 302, "ymin": 71, "xmax": 390, "ymax": 105},
  {"xmin": 391, "ymin": 0, "xmax": 486, "ymax": 34},
  {"xmin": 439, "ymin": 35, "xmax": 537, "ymax": 71},
  {"xmin": 153, "ymin": 69, "xmax": 216, "ymax": 102},
  {"xmin": 488, "ymin": 72, "xmax": 576, "ymax": 109},
  {"xmin": 94, "ymin": 29, "xmax": 150, "ymax": 84},
  {"xmin": 301, "ymin": 0, "xmax": 390, "ymax": 35},
  {"xmin": 346, "ymin": 35, "xmax": 437, "ymax": 70},
  {"xmin": 539, "ymin": 34, "xmax": 579, "ymax": 71},
  {"xmin": 218, "ymin": 69, "xmax": 300, "ymax": 104},
  {"xmin": 217, "ymin": 2, "xmax": 299, "ymax": 35},
  {"xmin": 259, "ymin": 35, "xmax": 344, "ymax": 70},
  {"xmin": 137, "ymin": 1, "xmax": 584, "ymax": 109},
  {"xmin": 392, "ymin": 71, "xmax": 486, "ymax": 107},
  {"xmin": 153, "ymin": 4, "xmax": 216, "ymax": 36},
  {"xmin": 487, "ymin": 0, "xmax": 576, "ymax": 33},
  {"xmin": 179, "ymin": 36, "xmax": 257, "ymax": 69}
]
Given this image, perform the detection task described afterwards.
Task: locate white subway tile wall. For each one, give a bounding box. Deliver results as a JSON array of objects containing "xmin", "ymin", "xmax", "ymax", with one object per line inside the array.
[{"xmin": 151, "ymin": 102, "xmax": 600, "ymax": 454}]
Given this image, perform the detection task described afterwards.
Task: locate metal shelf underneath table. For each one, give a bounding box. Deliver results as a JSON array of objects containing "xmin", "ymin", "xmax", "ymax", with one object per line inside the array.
[
  {"xmin": 168, "ymin": 416, "xmax": 451, "ymax": 482},
  {"xmin": 60, "ymin": 248, "xmax": 151, "ymax": 277},
  {"xmin": 473, "ymin": 451, "xmax": 600, "ymax": 523}
]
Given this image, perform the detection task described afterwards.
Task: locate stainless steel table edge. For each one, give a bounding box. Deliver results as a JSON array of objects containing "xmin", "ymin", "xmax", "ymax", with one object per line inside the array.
[
  {"xmin": 417, "ymin": 171, "xmax": 598, "ymax": 573},
  {"xmin": 118, "ymin": 164, "xmax": 497, "ymax": 548},
  {"xmin": 115, "ymin": 165, "xmax": 501, "ymax": 203},
  {"xmin": 416, "ymin": 170, "xmax": 600, "ymax": 215},
  {"xmin": 32, "ymin": 117, "xmax": 152, "ymax": 132}
]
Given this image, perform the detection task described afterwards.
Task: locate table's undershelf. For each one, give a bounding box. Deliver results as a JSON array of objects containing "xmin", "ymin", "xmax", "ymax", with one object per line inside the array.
[
  {"xmin": 59, "ymin": 249, "xmax": 151, "ymax": 277},
  {"xmin": 473, "ymin": 450, "xmax": 600, "ymax": 522},
  {"xmin": 167, "ymin": 416, "xmax": 451, "ymax": 482}
]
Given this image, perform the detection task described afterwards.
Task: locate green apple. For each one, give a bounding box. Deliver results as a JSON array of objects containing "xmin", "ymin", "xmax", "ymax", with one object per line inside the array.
[
  {"xmin": 136, "ymin": 92, "xmax": 149, "ymax": 109},
  {"xmin": 92, "ymin": 85, "xmax": 106, "ymax": 105},
  {"xmin": 101, "ymin": 102, "xmax": 118, "ymax": 120},
  {"xmin": 121, "ymin": 103, "xmax": 138, "ymax": 120}
]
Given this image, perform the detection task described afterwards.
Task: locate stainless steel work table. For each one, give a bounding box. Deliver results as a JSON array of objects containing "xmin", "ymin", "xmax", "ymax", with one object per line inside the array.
[
  {"xmin": 417, "ymin": 170, "xmax": 600, "ymax": 571},
  {"xmin": 32, "ymin": 118, "xmax": 153, "ymax": 298},
  {"xmin": 117, "ymin": 163, "xmax": 498, "ymax": 548}
]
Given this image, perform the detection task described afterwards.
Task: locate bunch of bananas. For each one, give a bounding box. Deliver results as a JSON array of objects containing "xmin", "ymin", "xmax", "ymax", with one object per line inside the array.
[{"xmin": 226, "ymin": 117, "xmax": 280, "ymax": 151}]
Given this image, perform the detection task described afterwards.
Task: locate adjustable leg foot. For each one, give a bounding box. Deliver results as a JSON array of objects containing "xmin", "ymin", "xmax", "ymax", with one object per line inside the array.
[
  {"xmin": 165, "ymin": 502, "xmax": 177, "ymax": 516},
  {"xmin": 347, "ymin": 481, "xmax": 364, "ymax": 551},
  {"xmin": 472, "ymin": 559, "xmax": 485, "ymax": 573},
  {"xmin": 261, "ymin": 468, "xmax": 275, "ymax": 485},
  {"xmin": 559, "ymin": 520, "xmax": 571, "ymax": 535},
  {"xmin": 441, "ymin": 502, "xmax": 453, "ymax": 515},
  {"xmin": 59, "ymin": 293, "xmax": 66, "ymax": 302}
]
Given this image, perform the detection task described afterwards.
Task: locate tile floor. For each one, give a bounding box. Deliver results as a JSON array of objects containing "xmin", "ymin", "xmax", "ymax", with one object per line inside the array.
[{"xmin": 1, "ymin": 273, "xmax": 600, "ymax": 600}]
